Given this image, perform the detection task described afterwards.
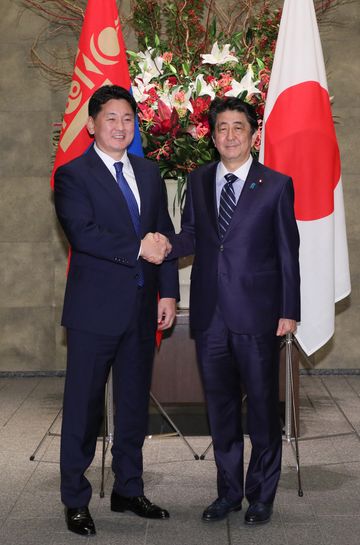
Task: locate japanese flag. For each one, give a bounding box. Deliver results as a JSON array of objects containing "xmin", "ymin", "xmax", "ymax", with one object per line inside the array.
[{"xmin": 260, "ymin": 0, "xmax": 351, "ymax": 355}]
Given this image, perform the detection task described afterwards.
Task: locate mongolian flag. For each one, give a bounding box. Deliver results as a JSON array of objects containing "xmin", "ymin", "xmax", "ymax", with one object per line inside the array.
[
  {"xmin": 260, "ymin": 0, "xmax": 351, "ymax": 355},
  {"xmin": 50, "ymin": 0, "xmax": 143, "ymax": 189}
]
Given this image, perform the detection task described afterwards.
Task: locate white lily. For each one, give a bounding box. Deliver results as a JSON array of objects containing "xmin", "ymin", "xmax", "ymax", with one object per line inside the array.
[
  {"xmin": 132, "ymin": 78, "xmax": 156, "ymax": 104},
  {"xmin": 159, "ymin": 86, "xmax": 194, "ymax": 114},
  {"xmin": 225, "ymin": 65, "xmax": 260, "ymax": 98},
  {"xmin": 137, "ymin": 48, "xmax": 164, "ymax": 85},
  {"xmin": 201, "ymin": 42, "xmax": 238, "ymax": 65},
  {"xmin": 191, "ymin": 74, "xmax": 216, "ymax": 99}
]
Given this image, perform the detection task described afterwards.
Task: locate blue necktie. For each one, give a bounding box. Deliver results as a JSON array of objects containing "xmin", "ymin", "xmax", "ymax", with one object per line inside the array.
[
  {"xmin": 114, "ymin": 161, "xmax": 144, "ymax": 287},
  {"xmin": 218, "ymin": 173, "xmax": 237, "ymax": 238}
]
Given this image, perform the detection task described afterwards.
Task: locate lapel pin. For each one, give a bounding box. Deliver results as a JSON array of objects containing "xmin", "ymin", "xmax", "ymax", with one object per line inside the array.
[{"xmin": 250, "ymin": 182, "xmax": 257, "ymax": 190}]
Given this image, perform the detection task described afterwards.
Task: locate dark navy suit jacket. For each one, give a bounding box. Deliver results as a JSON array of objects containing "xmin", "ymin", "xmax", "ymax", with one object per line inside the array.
[
  {"xmin": 170, "ymin": 159, "xmax": 300, "ymax": 334},
  {"xmin": 54, "ymin": 146, "xmax": 179, "ymax": 337}
]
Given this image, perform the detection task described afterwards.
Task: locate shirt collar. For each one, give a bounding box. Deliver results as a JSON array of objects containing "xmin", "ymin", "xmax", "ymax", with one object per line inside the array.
[
  {"xmin": 217, "ymin": 155, "xmax": 253, "ymax": 183},
  {"xmin": 93, "ymin": 142, "xmax": 129, "ymax": 173}
]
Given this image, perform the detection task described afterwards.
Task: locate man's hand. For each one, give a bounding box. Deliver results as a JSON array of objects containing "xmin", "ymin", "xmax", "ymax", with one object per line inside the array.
[
  {"xmin": 154, "ymin": 231, "xmax": 172, "ymax": 256},
  {"xmin": 157, "ymin": 298, "xmax": 176, "ymax": 330},
  {"xmin": 140, "ymin": 232, "xmax": 171, "ymax": 264},
  {"xmin": 276, "ymin": 318, "xmax": 297, "ymax": 336}
]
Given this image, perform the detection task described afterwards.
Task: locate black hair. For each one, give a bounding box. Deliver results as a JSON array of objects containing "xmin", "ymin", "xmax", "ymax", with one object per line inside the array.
[
  {"xmin": 208, "ymin": 97, "xmax": 258, "ymax": 135},
  {"xmin": 88, "ymin": 85, "xmax": 137, "ymax": 118}
]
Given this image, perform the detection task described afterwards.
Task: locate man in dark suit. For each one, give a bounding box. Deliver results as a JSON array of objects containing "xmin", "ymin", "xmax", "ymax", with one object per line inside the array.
[
  {"xmin": 168, "ymin": 97, "xmax": 300, "ymax": 525},
  {"xmin": 54, "ymin": 85, "xmax": 179, "ymax": 536}
]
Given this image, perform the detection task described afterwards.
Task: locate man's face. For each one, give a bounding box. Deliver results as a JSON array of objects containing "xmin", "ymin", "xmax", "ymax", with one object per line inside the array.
[
  {"xmin": 87, "ymin": 98, "xmax": 135, "ymax": 160},
  {"xmin": 212, "ymin": 109, "xmax": 257, "ymax": 169}
]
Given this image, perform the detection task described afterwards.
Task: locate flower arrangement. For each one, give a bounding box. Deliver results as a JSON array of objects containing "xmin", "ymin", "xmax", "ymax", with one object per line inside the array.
[
  {"xmin": 22, "ymin": 0, "xmax": 338, "ymax": 195},
  {"xmin": 127, "ymin": 0, "xmax": 281, "ymax": 198}
]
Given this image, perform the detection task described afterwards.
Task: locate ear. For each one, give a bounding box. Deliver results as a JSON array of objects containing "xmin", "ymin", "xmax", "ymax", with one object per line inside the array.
[
  {"xmin": 86, "ymin": 116, "xmax": 95, "ymax": 136},
  {"xmin": 251, "ymin": 129, "xmax": 258, "ymax": 147}
]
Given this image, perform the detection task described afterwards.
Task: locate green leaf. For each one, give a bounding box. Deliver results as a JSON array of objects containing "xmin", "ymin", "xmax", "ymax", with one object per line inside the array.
[
  {"xmin": 126, "ymin": 50, "xmax": 139, "ymax": 59},
  {"xmin": 209, "ymin": 18, "xmax": 217, "ymax": 40},
  {"xmin": 169, "ymin": 64, "xmax": 177, "ymax": 75},
  {"xmin": 182, "ymin": 63, "xmax": 190, "ymax": 76}
]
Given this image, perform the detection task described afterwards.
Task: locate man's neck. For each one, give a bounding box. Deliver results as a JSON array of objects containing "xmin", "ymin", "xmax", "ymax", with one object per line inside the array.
[
  {"xmin": 221, "ymin": 155, "xmax": 251, "ymax": 172},
  {"xmin": 94, "ymin": 142, "xmax": 125, "ymax": 162}
]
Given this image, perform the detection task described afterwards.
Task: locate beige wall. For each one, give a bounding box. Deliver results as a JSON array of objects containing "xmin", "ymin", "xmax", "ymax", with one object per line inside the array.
[{"xmin": 0, "ymin": 0, "xmax": 358, "ymax": 372}]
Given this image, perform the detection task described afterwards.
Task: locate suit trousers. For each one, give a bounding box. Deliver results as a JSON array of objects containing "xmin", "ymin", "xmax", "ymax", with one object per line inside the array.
[
  {"xmin": 194, "ymin": 306, "xmax": 282, "ymax": 505},
  {"xmin": 60, "ymin": 290, "xmax": 155, "ymax": 508}
]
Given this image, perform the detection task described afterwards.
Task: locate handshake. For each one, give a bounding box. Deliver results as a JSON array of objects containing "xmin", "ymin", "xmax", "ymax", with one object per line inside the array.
[{"xmin": 140, "ymin": 232, "xmax": 172, "ymax": 265}]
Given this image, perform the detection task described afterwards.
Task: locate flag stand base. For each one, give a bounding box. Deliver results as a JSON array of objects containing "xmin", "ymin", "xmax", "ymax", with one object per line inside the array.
[{"xmin": 284, "ymin": 333, "xmax": 303, "ymax": 497}]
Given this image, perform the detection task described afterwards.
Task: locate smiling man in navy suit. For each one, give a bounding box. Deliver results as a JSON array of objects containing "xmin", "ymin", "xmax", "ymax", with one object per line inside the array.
[
  {"xmin": 54, "ymin": 85, "xmax": 179, "ymax": 536},
  {"xmin": 168, "ymin": 97, "xmax": 300, "ymax": 525}
]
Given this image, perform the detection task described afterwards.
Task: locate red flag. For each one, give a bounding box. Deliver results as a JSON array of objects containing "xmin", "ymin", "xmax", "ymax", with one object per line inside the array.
[
  {"xmin": 156, "ymin": 294, "xmax": 162, "ymax": 349},
  {"xmin": 260, "ymin": 0, "xmax": 351, "ymax": 355},
  {"xmin": 50, "ymin": 0, "xmax": 132, "ymax": 188}
]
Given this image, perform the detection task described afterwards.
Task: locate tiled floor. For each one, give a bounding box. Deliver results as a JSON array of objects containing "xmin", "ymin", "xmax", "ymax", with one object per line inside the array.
[{"xmin": 0, "ymin": 375, "xmax": 359, "ymax": 544}]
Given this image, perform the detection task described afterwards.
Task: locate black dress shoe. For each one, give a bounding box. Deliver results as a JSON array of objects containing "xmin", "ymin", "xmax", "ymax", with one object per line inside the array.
[
  {"xmin": 66, "ymin": 506, "xmax": 96, "ymax": 536},
  {"xmin": 244, "ymin": 502, "xmax": 273, "ymax": 525},
  {"xmin": 202, "ymin": 497, "xmax": 242, "ymax": 522},
  {"xmin": 111, "ymin": 492, "xmax": 169, "ymax": 519}
]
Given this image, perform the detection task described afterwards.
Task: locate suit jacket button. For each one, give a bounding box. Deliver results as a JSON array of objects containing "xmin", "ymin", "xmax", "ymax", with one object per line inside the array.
[{"xmin": 219, "ymin": 244, "xmax": 224, "ymax": 252}]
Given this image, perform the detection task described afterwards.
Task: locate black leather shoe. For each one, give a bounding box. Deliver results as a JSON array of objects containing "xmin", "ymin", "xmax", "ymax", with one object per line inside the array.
[
  {"xmin": 202, "ymin": 497, "xmax": 242, "ymax": 522},
  {"xmin": 66, "ymin": 506, "xmax": 96, "ymax": 536},
  {"xmin": 244, "ymin": 502, "xmax": 273, "ymax": 525},
  {"xmin": 111, "ymin": 492, "xmax": 169, "ymax": 519}
]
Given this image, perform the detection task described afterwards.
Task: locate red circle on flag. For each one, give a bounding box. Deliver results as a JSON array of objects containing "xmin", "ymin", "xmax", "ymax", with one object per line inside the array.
[{"xmin": 264, "ymin": 81, "xmax": 340, "ymax": 221}]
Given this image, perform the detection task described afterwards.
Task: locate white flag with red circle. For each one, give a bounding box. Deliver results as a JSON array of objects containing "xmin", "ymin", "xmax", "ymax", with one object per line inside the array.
[{"xmin": 260, "ymin": 0, "xmax": 351, "ymax": 355}]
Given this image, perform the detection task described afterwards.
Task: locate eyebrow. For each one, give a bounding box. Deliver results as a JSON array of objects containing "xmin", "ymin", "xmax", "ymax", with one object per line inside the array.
[
  {"xmin": 217, "ymin": 121, "xmax": 245, "ymax": 127},
  {"xmin": 105, "ymin": 112, "xmax": 134, "ymax": 118}
]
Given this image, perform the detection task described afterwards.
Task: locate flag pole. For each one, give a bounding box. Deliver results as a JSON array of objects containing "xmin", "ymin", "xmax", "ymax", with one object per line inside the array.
[{"xmin": 285, "ymin": 333, "xmax": 303, "ymax": 497}]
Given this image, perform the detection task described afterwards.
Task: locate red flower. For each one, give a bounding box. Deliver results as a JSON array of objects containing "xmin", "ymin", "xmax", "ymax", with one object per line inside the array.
[
  {"xmin": 138, "ymin": 103, "xmax": 155, "ymax": 123},
  {"xmin": 162, "ymin": 52, "xmax": 173, "ymax": 63},
  {"xmin": 146, "ymin": 87, "xmax": 159, "ymax": 104},
  {"xmin": 193, "ymin": 123, "xmax": 210, "ymax": 139},
  {"xmin": 147, "ymin": 141, "xmax": 173, "ymax": 161},
  {"xmin": 151, "ymin": 100, "xmax": 180, "ymax": 137},
  {"xmin": 189, "ymin": 96, "xmax": 211, "ymax": 123},
  {"xmin": 217, "ymin": 73, "xmax": 232, "ymax": 88},
  {"xmin": 205, "ymin": 75, "xmax": 216, "ymax": 84},
  {"xmin": 167, "ymin": 76, "xmax": 178, "ymax": 87},
  {"xmin": 217, "ymin": 85, "xmax": 232, "ymax": 97}
]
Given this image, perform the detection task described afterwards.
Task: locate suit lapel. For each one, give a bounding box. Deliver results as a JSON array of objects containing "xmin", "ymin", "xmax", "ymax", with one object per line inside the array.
[
  {"xmin": 86, "ymin": 146, "xmax": 123, "ymax": 202},
  {"xmin": 85, "ymin": 146, "xmax": 138, "ymax": 235}
]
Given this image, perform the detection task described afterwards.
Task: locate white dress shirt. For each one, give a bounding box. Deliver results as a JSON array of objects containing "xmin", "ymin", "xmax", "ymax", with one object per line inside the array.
[
  {"xmin": 215, "ymin": 155, "xmax": 253, "ymax": 211},
  {"xmin": 93, "ymin": 143, "xmax": 141, "ymax": 212}
]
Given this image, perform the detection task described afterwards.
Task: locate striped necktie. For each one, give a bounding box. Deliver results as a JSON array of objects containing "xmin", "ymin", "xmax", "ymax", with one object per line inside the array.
[
  {"xmin": 114, "ymin": 161, "xmax": 144, "ymax": 287},
  {"xmin": 218, "ymin": 173, "xmax": 237, "ymax": 238}
]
